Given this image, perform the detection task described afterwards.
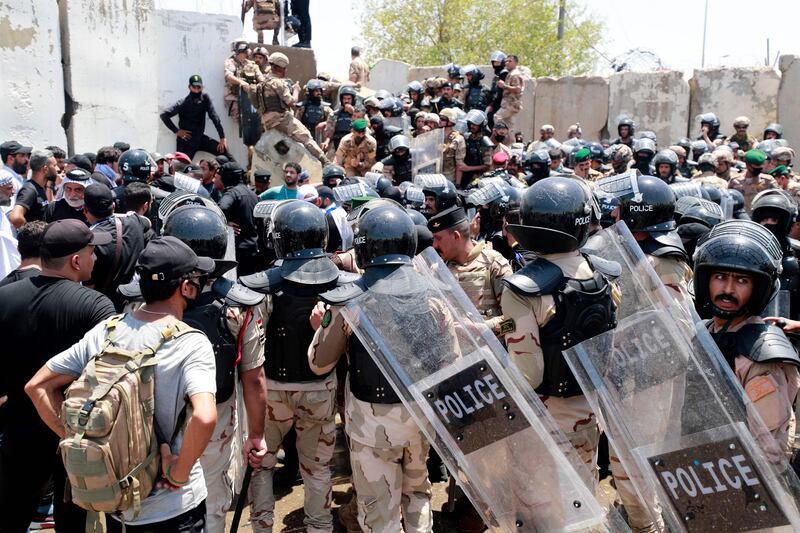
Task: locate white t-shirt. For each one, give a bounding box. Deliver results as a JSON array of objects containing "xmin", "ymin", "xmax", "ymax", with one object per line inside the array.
[{"xmin": 47, "ymin": 314, "xmax": 216, "ymax": 525}]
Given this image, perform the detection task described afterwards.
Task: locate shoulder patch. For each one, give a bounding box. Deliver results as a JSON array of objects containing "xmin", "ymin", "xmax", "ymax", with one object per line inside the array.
[
  {"xmin": 499, "ymin": 318, "xmax": 516, "ymax": 334},
  {"xmin": 321, "ymin": 309, "xmax": 332, "ymax": 328}
]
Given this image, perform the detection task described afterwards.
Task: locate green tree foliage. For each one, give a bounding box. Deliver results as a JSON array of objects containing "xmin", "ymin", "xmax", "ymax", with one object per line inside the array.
[{"xmin": 360, "ymin": 0, "xmax": 603, "ymax": 76}]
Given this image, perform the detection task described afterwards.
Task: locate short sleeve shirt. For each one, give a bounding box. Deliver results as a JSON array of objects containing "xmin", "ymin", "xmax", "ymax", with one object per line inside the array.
[{"xmin": 15, "ymin": 180, "xmax": 48, "ymax": 222}]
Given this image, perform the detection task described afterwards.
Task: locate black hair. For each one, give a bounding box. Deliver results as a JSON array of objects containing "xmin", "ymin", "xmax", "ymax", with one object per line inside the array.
[
  {"xmin": 124, "ymin": 182, "xmax": 153, "ymax": 213},
  {"xmin": 140, "ymin": 275, "xmax": 183, "ymax": 304},
  {"xmin": 17, "ymin": 220, "xmax": 47, "ymax": 260}
]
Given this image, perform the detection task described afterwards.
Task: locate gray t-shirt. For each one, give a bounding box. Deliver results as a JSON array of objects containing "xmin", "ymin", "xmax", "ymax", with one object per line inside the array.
[{"xmin": 47, "ymin": 314, "xmax": 216, "ymax": 525}]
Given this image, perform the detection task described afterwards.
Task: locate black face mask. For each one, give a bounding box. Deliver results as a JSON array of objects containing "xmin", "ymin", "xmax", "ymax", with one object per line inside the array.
[{"xmin": 494, "ymin": 134, "xmax": 506, "ymax": 143}]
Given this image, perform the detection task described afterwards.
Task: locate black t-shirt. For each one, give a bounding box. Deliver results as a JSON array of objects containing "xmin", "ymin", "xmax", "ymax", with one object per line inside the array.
[
  {"xmin": 0, "ymin": 277, "xmax": 115, "ymax": 447},
  {"xmin": 0, "ymin": 267, "xmax": 40, "ymax": 289},
  {"xmin": 44, "ymin": 198, "xmax": 88, "ymax": 223},
  {"xmin": 219, "ymin": 184, "xmax": 259, "ymax": 254},
  {"xmin": 88, "ymin": 215, "xmax": 147, "ymax": 307},
  {"xmin": 15, "ymin": 180, "xmax": 48, "ymax": 222}
]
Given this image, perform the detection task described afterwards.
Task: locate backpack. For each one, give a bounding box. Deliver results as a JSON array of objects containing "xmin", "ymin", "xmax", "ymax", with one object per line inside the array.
[{"xmin": 59, "ymin": 314, "xmax": 200, "ymax": 520}]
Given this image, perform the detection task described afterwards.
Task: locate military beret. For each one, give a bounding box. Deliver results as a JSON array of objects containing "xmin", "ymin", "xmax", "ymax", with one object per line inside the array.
[
  {"xmin": 427, "ymin": 205, "xmax": 467, "ymax": 233},
  {"xmin": 744, "ymin": 149, "xmax": 766, "ymax": 165},
  {"xmin": 769, "ymin": 165, "xmax": 789, "ymax": 177},
  {"xmin": 574, "ymin": 147, "xmax": 592, "ymax": 163},
  {"xmin": 352, "ymin": 118, "xmax": 368, "ymax": 132}
]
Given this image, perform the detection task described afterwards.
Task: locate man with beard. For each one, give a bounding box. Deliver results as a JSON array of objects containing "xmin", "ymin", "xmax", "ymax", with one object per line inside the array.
[
  {"xmin": 10, "ymin": 149, "xmax": 58, "ymax": 228},
  {"xmin": 0, "ymin": 140, "xmax": 32, "ymax": 193},
  {"xmin": 335, "ymin": 119, "xmax": 377, "ymax": 177},
  {"xmin": 694, "ymin": 221, "xmax": 800, "ymax": 460},
  {"xmin": 161, "ymin": 74, "xmax": 230, "ymax": 160},
  {"xmin": 44, "ymin": 169, "xmax": 91, "ymax": 223},
  {"xmin": 259, "ymin": 162, "xmax": 301, "ymax": 200}
]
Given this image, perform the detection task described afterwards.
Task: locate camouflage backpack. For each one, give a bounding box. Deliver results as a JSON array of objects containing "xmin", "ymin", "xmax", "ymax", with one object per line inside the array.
[{"xmin": 59, "ymin": 314, "xmax": 199, "ymax": 520}]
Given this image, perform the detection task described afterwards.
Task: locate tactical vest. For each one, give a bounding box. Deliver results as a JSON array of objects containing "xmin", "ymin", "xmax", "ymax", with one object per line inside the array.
[
  {"xmin": 333, "ymin": 110, "xmax": 352, "ymax": 146},
  {"xmin": 505, "ymin": 257, "xmax": 617, "ymax": 398},
  {"xmin": 465, "ymin": 136, "xmax": 484, "ymax": 166},
  {"xmin": 466, "ymin": 86, "xmax": 487, "ymax": 111},
  {"xmin": 301, "ymin": 101, "xmax": 326, "ymax": 131},
  {"xmin": 183, "ymin": 298, "xmax": 238, "ymax": 404},
  {"xmin": 347, "ymin": 334, "xmax": 401, "ymax": 404},
  {"xmin": 264, "ymin": 280, "xmax": 337, "ymax": 383},
  {"xmin": 238, "ymin": 61, "xmax": 262, "ymax": 86},
  {"xmin": 384, "ymin": 154, "xmax": 412, "ymax": 184},
  {"xmin": 256, "ymin": 83, "xmax": 285, "ymax": 113},
  {"xmin": 707, "ymin": 321, "xmax": 800, "ymax": 370}
]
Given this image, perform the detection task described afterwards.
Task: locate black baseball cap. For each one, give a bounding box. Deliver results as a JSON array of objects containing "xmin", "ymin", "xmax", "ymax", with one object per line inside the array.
[
  {"xmin": 1, "ymin": 140, "xmax": 32, "ymax": 157},
  {"xmin": 189, "ymin": 74, "xmax": 203, "ymax": 87},
  {"xmin": 137, "ymin": 236, "xmax": 215, "ymax": 282},
  {"xmin": 317, "ymin": 185, "xmax": 334, "ymax": 200},
  {"xmin": 427, "ymin": 205, "xmax": 467, "ymax": 233},
  {"xmin": 254, "ymin": 170, "xmax": 271, "ymax": 183},
  {"xmin": 84, "ymin": 183, "xmax": 115, "ymax": 215},
  {"xmin": 42, "ymin": 219, "xmax": 112, "ymax": 258},
  {"xmin": 66, "ymin": 154, "xmax": 93, "ymax": 172}
]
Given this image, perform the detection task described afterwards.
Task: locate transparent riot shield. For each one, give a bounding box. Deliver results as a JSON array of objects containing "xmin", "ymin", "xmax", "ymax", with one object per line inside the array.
[
  {"xmin": 413, "ymin": 173, "xmax": 448, "ymax": 190},
  {"xmin": 764, "ymin": 289, "xmax": 792, "ymax": 319},
  {"xmin": 411, "ymin": 128, "xmax": 444, "ymax": 176},
  {"xmin": 332, "ymin": 182, "xmax": 378, "ymax": 205},
  {"xmin": 172, "ymin": 172, "xmax": 203, "ymax": 194},
  {"xmin": 719, "ymin": 189, "xmax": 735, "ymax": 220},
  {"xmin": 340, "ymin": 247, "xmax": 629, "ymax": 532},
  {"xmin": 565, "ymin": 222, "xmax": 800, "ymax": 533},
  {"xmin": 383, "ymin": 115, "xmax": 411, "ymax": 135}
]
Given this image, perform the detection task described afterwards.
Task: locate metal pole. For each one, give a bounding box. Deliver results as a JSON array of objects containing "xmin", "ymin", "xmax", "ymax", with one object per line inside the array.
[
  {"xmin": 557, "ymin": 0, "xmax": 565, "ymax": 41},
  {"xmin": 766, "ymin": 38, "xmax": 770, "ymax": 66},
  {"xmin": 701, "ymin": 0, "xmax": 708, "ymax": 68}
]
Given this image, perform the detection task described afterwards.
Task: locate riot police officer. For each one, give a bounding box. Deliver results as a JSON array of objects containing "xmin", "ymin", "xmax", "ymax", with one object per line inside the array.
[
  {"xmin": 296, "ymin": 79, "xmax": 332, "ymax": 141},
  {"xmin": 240, "ymin": 200, "xmax": 355, "ymax": 533},
  {"xmin": 694, "ymin": 220, "xmax": 800, "ymax": 461},
  {"xmin": 610, "ymin": 174, "xmax": 692, "ymax": 300},
  {"xmin": 462, "ymin": 65, "xmax": 491, "ymax": 112},
  {"xmin": 421, "ymin": 178, "xmax": 459, "ymax": 217},
  {"xmin": 458, "ymin": 110, "xmax": 493, "ymax": 188},
  {"xmin": 308, "ymin": 205, "xmax": 434, "ymax": 533},
  {"xmin": 652, "ymin": 149, "xmax": 685, "ymax": 184},
  {"xmin": 374, "ymin": 135, "xmax": 413, "ymax": 184},
  {"xmin": 431, "ymin": 81, "xmax": 463, "ymax": 114},
  {"xmin": 611, "ymin": 117, "xmax": 635, "ymax": 147},
  {"xmin": 632, "ymin": 138, "xmax": 656, "ymax": 175},
  {"xmin": 750, "ymin": 190, "xmax": 800, "ymax": 320},
  {"xmin": 523, "ymin": 149, "xmax": 551, "ymax": 184},
  {"xmin": 322, "ymin": 85, "xmax": 358, "ymax": 152},
  {"xmin": 113, "ymin": 149, "xmax": 152, "ymax": 213},
  {"xmin": 161, "ymin": 204, "xmax": 268, "ymax": 533}
]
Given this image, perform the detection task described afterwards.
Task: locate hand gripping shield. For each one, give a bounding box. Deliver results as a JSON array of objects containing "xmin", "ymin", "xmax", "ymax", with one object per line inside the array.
[
  {"xmin": 564, "ymin": 222, "xmax": 800, "ymax": 532},
  {"xmin": 411, "ymin": 128, "xmax": 445, "ymax": 176},
  {"xmin": 340, "ymin": 247, "xmax": 629, "ymax": 532}
]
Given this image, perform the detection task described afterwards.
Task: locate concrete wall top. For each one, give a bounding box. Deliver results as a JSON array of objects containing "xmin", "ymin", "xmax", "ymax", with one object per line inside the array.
[
  {"xmin": 61, "ymin": 0, "xmax": 159, "ymax": 154},
  {"xmin": 407, "ymin": 64, "xmax": 495, "ymax": 85},
  {"xmin": 778, "ymin": 55, "xmax": 800, "ymax": 147},
  {"xmin": 607, "ymin": 70, "xmax": 689, "ymax": 146},
  {"xmin": 689, "ymin": 67, "xmax": 780, "ymax": 143},
  {"xmin": 0, "ymin": 1, "xmax": 67, "ymax": 149},
  {"xmin": 533, "ymin": 76, "xmax": 609, "ymax": 141}
]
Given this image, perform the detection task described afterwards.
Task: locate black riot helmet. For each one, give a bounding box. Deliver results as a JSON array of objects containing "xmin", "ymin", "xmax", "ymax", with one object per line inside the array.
[
  {"xmin": 354, "ymin": 204, "xmax": 417, "ymax": 268},
  {"xmin": 389, "ymin": 134, "xmax": 411, "ymax": 155},
  {"xmin": 617, "ymin": 117, "xmax": 635, "ymax": 137},
  {"xmin": 693, "ymin": 220, "xmax": 782, "ymax": 319},
  {"xmin": 751, "ymin": 189, "xmax": 798, "ymax": 243},
  {"xmin": 680, "ymin": 200, "xmax": 724, "ymax": 229},
  {"xmin": 728, "ymin": 189, "xmax": 748, "ymax": 219},
  {"xmin": 407, "ymin": 81, "xmax": 424, "ymax": 96},
  {"xmin": 119, "ymin": 149, "xmax": 152, "ymax": 183},
  {"xmin": 465, "ymin": 65, "xmax": 484, "ymax": 85},
  {"xmin": 465, "ymin": 109, "xmax": 487, "ymax": 129},
  {"xmin": 421, "ymin": 178, "xmax": 459, "ymax": 212},
  {"xmin": 764, "ymin": 122, "xmax": 783, "ymax": 139},
  {"xmin": 339, "ymin": 85, "xmax": 358, "ymax": 106},
  {"xmin": 618, "ymin": 175, "xmax": 677, "ymax": 233},
  {"xmin": 321, "ymin": 164, "xmax": 345, "ymax": 188},
  {"xmin": 587, "ymin": 142, "xmax": 606, "ymax": 163},
  {"xmin": 405, "ymin": 208, "xmax": 427, "ymax": 225},
  {"xmin": 525, "ymin": 149, "xmax": 551, "ymax": 184},
  {"xmin": 446, "ymin": 63, "xmax": 463, "ymax": 80},
  {"xmin": 163, "ymin": 204, "xmax": 228, "ymax": 260},
  {"xmin": 271, "ymin": 200, "xmax": 328, "ymax": 259},
  {"xmin": 507, "ymin": 176, "xmax": 594, "ymax": 254},
  {"xmin": 677, "ymin": 137, "xmax": 692, "ymax": 153},
  {"xmin": 697, "ymin": 112, "xmax": 720, "ymax": 137},
  {"xmin": 374, "ymin": 89, "xmax": 392, "ymax": 101},
  {"xmin": 652, "ymin": 149, "xmax": 678, "ymax": 178},
  {"xmin": 490, "ymin": 184, "xmax": 522, "ymax": 221}
]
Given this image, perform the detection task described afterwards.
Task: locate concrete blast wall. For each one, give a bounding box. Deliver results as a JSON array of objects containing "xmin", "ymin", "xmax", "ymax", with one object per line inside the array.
[
  {"xmin": 778, "ymin": 55, "xmax": 800, "ymax": 147},
  {"xmin": 534, "ymin": 76, "xmax": 609, "ymax": 141}
]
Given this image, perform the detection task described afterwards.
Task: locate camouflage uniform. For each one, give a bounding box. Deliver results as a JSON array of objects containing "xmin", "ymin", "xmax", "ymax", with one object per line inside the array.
[
  {"xmin": 309, "ymin": 306, "xmax": 434, "ymax": 533},
  {"xmin": 502, "ymin": 252, "xmax": 659, "ymax": 531},
  {"xmin": 335, "ymin": 133, "xmax": 377, "ymax": 177},
  {"xmin": 201, "ymin": 304, "xmax": 266, "ymax": 533},
  {"xmin": 728, "ymin": 132, "xmax": 758, "ymax": 152},
  {"xmin": 349, "ymin": 56, "xmax": 370, "ymax": 85},
  {"xmin": 728, "ymin": 173, "xmax": 778, "ymax": 213},
  {"xmin": 445, "ymin": 240, "xmax": 511, "ymax": 333},
  {"xmin": 493, "ymin": 67, "xmax": 524, "ymax": 131},
  {"xmin": 224, "ymin": 55, "xmax": 265, "ymax": 124},
  {"xmin": 442, "ymin": 130, "xmax": 466, "ymax": 183},
  {"xmin": 251, "ymin": 75, "xmax": 327, "ymax": 162},
  {"xmin": 691, "ymin": 170, "xmax": 729, "ymax": 189}
]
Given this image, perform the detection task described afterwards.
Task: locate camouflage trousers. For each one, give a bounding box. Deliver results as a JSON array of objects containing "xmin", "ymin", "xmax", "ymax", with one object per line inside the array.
[
  {"xmin": 493, "ymin": 106, "xmax": 519, "ymax": 131},
  {"xmin": 543, "ymin": 395, "xmax": 661, "ymax": 532},
  {"xmin": 200, "ymin": 394, "xmax": 239, "ymax": 533},
  {"xmin": 350, "ymin": 438, "xmax": 433, "ymax": 533},
  {"xmin": 250, "ymin": 387, "xmax": 336, "ymax": 533},
  {"xmin": 262, "ymin": 112, "xmax": 326, "ymax": 160}
]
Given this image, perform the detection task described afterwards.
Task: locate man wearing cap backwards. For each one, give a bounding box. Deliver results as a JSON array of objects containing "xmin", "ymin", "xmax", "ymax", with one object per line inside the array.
[
  {"xmin": 225, "ymin": 41, "xmax": 266, "ymax": 126},
  {"xmin": 26, "ymin": 236, "xmax": 219, "ymax": 532},
  {"xmin": 729, "ymin": 149, "xmax": 778, "ymax": 213},
  {"xmin": 440, "ymin": 108, "xmax": 466, "ymax": 185},
  {"xmin": 44, "ymin": 168, "xmax": 91, "ymax": 223},
  {"xmin": 728, "ymin": 116, "xmax": 758, "ymax": 152},
  {"xmin": 0, "ymin": 220, "xmax": 116, "ymax": 531},
  {"xmin": 9, "ymin": 148, "xmax": 58, "ymax": 228},
  {"xmin": 161, "ymin": 74, "xmax": 230, "ymax": 160},
  {"xmin": 335, "ymin": 118, "xmax": 377, "ymax": 177},
  {"xmin": 251, "ymin": 52, "xmax": 329, "ymax": 165}
]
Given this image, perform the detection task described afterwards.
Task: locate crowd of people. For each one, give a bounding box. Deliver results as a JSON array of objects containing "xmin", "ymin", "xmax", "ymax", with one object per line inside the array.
[{"xmin": 1, "ymin": 40, "xmax": 800, "ymax": 533}]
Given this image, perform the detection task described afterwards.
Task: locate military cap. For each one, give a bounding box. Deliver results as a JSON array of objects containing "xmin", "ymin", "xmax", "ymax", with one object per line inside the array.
[
  {"xmin": 427, "ymin": 205, "xmax": 467, "ymax": 233},
  {"xmin": 574, "ymin": 147, "xmax": 591, "ymax": 163},
  {"xmin": 352, "ymin": 118, "xmax": 368, "ymax": 132},
  {"xmin": 268, "ymin": 52, "xmax": 289, "ymax": 68},
  {"xmin": 744, "ymin": 149, "xmax": 767, "ymax": 165},
  {"xmin": 769, "ymin": 165, "xmax": 789, "ymax": 177}
]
